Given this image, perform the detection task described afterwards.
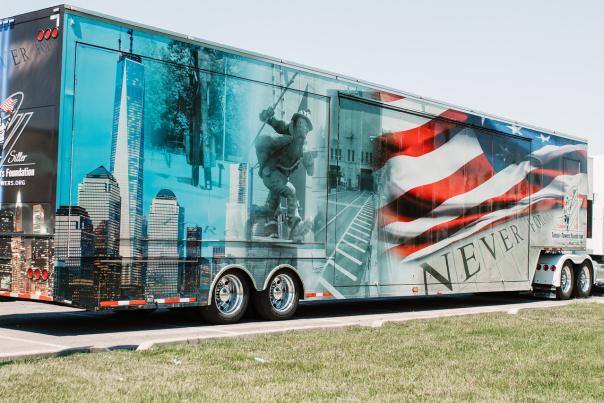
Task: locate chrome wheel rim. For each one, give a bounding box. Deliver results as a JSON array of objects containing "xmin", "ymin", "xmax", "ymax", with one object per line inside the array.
[
  {"xmin": 214, "ymin": 274, "xmax": 244, "ymax": 317},
  {"xmin": 269, "ymin": 274, "xmax": 295, "ymax": 313},
  {"xmin": 578, "ymin": 265, "xmax": 591, "ymax": 293},
  {"xmin": 560, "ymin": 265, "xmax": 572, "ymax": 294}
]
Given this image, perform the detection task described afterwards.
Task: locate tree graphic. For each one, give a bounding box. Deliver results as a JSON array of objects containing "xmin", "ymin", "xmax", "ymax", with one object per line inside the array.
[{"xmin": 156, "ymin": 41, "xmax": 226, "ymax": 187}]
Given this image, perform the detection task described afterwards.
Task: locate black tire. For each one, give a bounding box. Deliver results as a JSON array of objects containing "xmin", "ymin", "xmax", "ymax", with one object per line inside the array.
[
  {"xmin": 200, "ymin": 270, "xmax": 249, "ymax": 324},
  {"xmin": 573, "ymin": 263, "xmax": 593, "ymax": 298},
  {"xmin": 556, "ymin": 262, "xmax": 574, "ymax": 300},
  {"xmin": 253, "ymin": 270, "xmax": 300, "ymax": 321}
]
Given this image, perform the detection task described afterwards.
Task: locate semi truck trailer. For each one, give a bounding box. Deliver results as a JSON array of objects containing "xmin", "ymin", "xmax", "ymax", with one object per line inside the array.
[{"xmin": 0, "ymin": 5, "xmax": 599, "ymax": 323}]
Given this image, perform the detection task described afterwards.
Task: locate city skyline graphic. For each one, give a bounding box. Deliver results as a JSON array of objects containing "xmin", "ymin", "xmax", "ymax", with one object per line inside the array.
[
  {"xmin": 55, "ymin": 42, "xmax": 197, "ymax": 300},
  {"xmin": 0, "ymin": 36, "xmax": 202, "ymax": 302}
]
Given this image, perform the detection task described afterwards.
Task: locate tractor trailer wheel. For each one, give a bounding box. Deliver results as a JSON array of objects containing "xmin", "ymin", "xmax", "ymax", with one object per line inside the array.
[
  {"xmin": 573, "ymin": 263, "xmax": 592, "ymax": 298},
  {"xmin": 253, "ymin": 270, "xmax": 300, "ymax": 320},
  {"xmin": 556, "ymin": 262, "xmax": 574, "ymax": 300},
  {"xmin": 200, "ymin": 270, "xmax": 249, "ymax": 324}
]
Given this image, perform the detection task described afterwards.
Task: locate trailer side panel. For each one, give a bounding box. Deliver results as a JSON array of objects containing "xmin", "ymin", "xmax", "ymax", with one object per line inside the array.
[{"xmin": 0, "ymin": 7, "xmax": 63, "ymax": 300}]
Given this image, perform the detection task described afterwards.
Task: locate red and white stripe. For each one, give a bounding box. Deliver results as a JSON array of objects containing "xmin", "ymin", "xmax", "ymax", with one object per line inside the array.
[
  {"xmin": 374, "ymin": 103, "xmax": 587, "ymax": 261},
  {"xmin": 99, "ymin": 299, "xmax": 147, "ymax": 307},
  {"xmin": 99, "ymin": 297, "xmax": 196, "ymax": 307},
  {"xmin": 376, "ymin": 92, "xmax": 405, "ymax": 103},
  {"xmin": 154, "ymin": 297, "xmax": 196, "ymax": 304},
  {"xmin": 304, "ymin": 291, "xmax": 333, "ymax": 298},
  {"xmin": 374, "ymin": 91, "xmax": 450, "ymax": 117},
  {"xmin": 0, "ymin": 291, "xmax": 53, "ymax": 302},
  {"xmin": 379, "ymin": 128, "xmax": 483, "ymax": 207},
  {"xmin": 395, "ymin": 174, "xmax": 585, "ymax": 261},
  {"xmin": 0, "ymin": 97, "xmax": 15, "ymax": 113},
  {"xmin": 382, "ymin": 147, "xmax": 586, "ymax": 240}
]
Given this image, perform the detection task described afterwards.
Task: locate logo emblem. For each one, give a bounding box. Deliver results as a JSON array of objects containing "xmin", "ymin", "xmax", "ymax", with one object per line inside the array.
[{"xmin": 0, "ymin": 92, "xmax": 33, "ymax": 165}]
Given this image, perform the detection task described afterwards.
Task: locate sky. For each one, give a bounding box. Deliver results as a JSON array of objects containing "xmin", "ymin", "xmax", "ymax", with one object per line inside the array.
[{"xmin": 5, "ymin": 0, "xmax": 604, "ymax": 152}]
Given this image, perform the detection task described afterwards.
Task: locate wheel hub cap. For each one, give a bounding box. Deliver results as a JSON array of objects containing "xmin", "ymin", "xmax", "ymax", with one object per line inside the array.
[
  {"xmin": 579, "ymin": 267, "xmax": 590, "ymax": 292},
  {"xmin": 273, "ymin": 286, "xmax": 284, "ymax": 300},
  {"xmin": 561, "ymin": 267, "xmax": 571, "ymax": 293},
  {"xmin": 213, "ymin": 274, "xmax": 244, "ymax": 316},
  {"xmin": 219, "ymin": 287, "xmax": 230, "ymax": 303},
  {"xmin": 270, "ymin": 274, "xmax": 295, "ymax": 313}
]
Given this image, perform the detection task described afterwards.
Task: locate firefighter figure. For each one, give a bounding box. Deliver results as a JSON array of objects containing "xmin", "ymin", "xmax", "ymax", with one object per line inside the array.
[{"xmin": 255, "ymin": 98, "xmax": 315, "ymax": 239}]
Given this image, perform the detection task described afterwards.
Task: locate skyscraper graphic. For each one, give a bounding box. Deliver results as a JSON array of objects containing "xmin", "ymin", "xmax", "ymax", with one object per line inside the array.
[
  {"xmin": 31, "ymin": 204, "xmax": 51, "ymax": 294},
  {"xmin": 225, "ymin": 163, "xmax": 249, "ymax": 236},
  {"xmin": 78, "ymin": 166, "xmax": 122, "ymax": 301},
  {"xmin": 146, "ymin": 189, "xmax": 184, "ymax": 297},
  {"xmin": 78, "ymin": 166, "xmax": 121, "ymax": 257},
  {"xmin": 225, "ymin": 163, "xmax": 249, "ymax": 257},
  {"xmin": 10, "ymin": 191, "xmax": 24, "ymax": 292},
  {"xmin": 13, "ymin": 190, "xmax": 22, "ymax": 232},
  {"xmin": 182, "ymin": 226, "xmax": 202, "ymax": 294},
  {"xmin": 32, "ymin": 204, "xmax": 46, "ymax": 235},
  {"xmin": 55, "ymin": 206, "xmax": 95, "ymax": 306},
  {"xmin": 110, "ymin": 35, "xmax": 145, "ymax": 293},
  {"xmin": 0, "ymin": 208, "xmax": 13, "ymax": 290}
]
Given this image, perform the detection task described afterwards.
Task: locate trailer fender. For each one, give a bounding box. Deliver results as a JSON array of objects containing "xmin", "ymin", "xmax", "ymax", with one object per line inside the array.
[
  {"xmin": 206, "ymin": 265, "xmax": 258, "ymax": 306},
  {"xmin": 534, "ymin": 253, "xmax": 594, "ymax": 288},
  {"xmin": 261, "ymin": 264, "xmax": 305, "ymax": 298}
]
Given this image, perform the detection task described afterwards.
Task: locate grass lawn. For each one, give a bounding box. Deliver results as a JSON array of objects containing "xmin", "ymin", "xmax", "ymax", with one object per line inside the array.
[{"xmin": 1, "ymin": 303, "xmax": 603, "ymax": 402}]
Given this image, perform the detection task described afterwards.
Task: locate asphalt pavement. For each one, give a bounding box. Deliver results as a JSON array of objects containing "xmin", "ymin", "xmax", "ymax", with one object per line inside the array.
[{"xmin": 1, "ymin": 291, "xmax": 602, "ymax": 362}]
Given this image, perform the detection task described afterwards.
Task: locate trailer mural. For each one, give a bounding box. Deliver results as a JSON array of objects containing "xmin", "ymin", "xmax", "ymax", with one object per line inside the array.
[
  {"xmin": 0, "ymin": 9, "xmax": 62, "ymax": 295},
  {"xmin": 335, "ymin": 94, "xmax": 587, "ymax": 294},
  {"xmin": 0, "ymin": 8, "xmax": 588, "ymax": 308}
]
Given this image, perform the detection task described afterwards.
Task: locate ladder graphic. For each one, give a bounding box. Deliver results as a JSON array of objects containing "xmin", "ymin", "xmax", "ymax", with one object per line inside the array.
[{"xmin": 328, "ymin": 194, "xmax": 375, "ymax": 290}]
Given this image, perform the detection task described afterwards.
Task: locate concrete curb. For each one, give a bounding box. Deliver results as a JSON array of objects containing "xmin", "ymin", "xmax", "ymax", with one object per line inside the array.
[
  {"xmin": 1, "ymin": 297, "xmax": 601, "ymax": 363},
  {"xmin": 135, "ymin": 297, "xmax": 600, "ymax": 352},
  {"xmin": 135, "ymin": 321, "xmax": 353, "ymax": 352},
  {"xmin": 0, "ymin": 345, "xmax": 140, "ymax": 363}
]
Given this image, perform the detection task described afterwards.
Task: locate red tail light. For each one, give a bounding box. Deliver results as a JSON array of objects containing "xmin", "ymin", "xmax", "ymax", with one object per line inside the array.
[
  {"xmin": 536, "ymin": 264, "xmax": 541, "ymax": 270},
  {"xmin": 27, "ymin": 268, "xmax": 33, "ymax": 279},
  {"xmin": 41, "ymin": 270, "xmax": 49, "ymax": 281},
  {"xmin": 543, "ymin": 265, "xmax": 549, "ymax": 271},
  {"xmin": 33, "ymin": 269, "xmax": 41, "ymax": 280},
  {"xmin": 37, "ymin": 28, "xmax": 59, "ymax": 41},
  {"xmin": 550, "ymin": 265, "xmax": 556, "ymax": 272}
]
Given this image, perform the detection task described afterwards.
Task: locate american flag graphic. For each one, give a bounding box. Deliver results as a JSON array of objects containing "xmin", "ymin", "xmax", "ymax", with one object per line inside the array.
[
  {"xmin": 373, "ymin": 93, "xmax": 587, "ymax": 262},
  {"xmin": 0, "ymin": 96, "xmax": 16, "ymax": 113}
]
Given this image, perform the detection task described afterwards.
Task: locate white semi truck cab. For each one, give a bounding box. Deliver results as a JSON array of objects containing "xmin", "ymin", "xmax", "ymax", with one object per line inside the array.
[{"xmin": 586, "ymin": 155, "xmax": 604, "ymax": 285}]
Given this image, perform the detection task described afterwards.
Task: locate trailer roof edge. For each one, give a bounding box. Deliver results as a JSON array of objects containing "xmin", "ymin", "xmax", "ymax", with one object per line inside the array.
[{"xmin": 60, "ymin": 3, "xmax": 588, "ymax": 144}]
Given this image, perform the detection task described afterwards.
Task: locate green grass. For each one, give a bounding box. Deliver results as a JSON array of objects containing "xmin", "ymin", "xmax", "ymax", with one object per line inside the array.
[{"xmin": 1, "ymin": 303, "xmax": 604, "ymax": 402}]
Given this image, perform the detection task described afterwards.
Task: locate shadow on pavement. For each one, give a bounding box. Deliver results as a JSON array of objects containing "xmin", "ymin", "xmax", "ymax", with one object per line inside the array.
[{"xmin": 0, "ymin": 292, "xmax": 550, "ymax": 338}]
